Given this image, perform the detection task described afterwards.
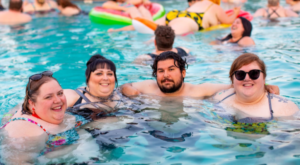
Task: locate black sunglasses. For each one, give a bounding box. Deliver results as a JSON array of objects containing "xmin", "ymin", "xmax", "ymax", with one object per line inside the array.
[
  {"xmin": 27, "ymin": 71, "xmax": 53, "ymax": 94},
  {"xmin": 233, "ymin": 69, "xmax": 262, "ymax": 81}
]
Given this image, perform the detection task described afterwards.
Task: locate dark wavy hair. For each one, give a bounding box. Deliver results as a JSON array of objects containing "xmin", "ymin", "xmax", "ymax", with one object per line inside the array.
[
  {"xmin": 9, "ymin": 0, "xmax": 23, "ymax": 11},
  {"xmin": 152, "ymin": 51, "xmax": 188, "ymax": 78},
  {"xmin": 155, "ymin": 25, "xmax": 175, "ymax": 51},
  {"xmin": 85, "ymin": 54, "xmax": 118, "ymax": 87}
]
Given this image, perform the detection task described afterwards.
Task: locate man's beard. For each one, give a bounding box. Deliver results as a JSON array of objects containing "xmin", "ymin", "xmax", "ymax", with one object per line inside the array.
[{"xmin": 157, "ymin": 76, "xmax": 184, "ymax": 93}]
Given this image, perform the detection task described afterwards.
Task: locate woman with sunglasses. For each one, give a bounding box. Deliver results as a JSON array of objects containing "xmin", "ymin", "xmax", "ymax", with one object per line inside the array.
[
  {"xmin": 213, "ymin": 53, "xmax": 299, "ymax": 123},
  {"xmin": 0, "ymin": 71, "xmax": 89, "ymax": 164},
  {"xmin": 64, "ymin": 54, "xmax": 122, "ymax": 120}
]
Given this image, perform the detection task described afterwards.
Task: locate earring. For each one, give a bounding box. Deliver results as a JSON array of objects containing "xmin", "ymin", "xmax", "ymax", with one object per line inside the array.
[{"xmin": 32, "ymin": 108, "xmax": 35, "ymax": 114}]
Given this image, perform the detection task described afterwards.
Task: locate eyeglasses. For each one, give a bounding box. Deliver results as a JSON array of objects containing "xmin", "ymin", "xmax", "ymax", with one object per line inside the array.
[
  {"xmin": 233, "ymin": 69, "xmax": 262, "ymax": 81},
  {"xmin": 27, "ymin": 71, "xmax": 53, "ymax": 94}
]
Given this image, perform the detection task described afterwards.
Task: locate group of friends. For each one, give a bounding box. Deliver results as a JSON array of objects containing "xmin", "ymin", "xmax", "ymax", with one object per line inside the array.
[{"xmin": 1, "ymin": 0, "xmax": 300, "ymax": 164}]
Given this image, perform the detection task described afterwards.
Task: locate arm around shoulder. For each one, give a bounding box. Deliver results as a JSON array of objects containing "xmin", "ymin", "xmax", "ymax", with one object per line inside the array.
[
  {"xmin": 64, "ymin": 89, "xmax": 80, "ymax": 107},
  {"xmin": 194, "ymin": 83, "xmax": 232, "ymax": 97}
]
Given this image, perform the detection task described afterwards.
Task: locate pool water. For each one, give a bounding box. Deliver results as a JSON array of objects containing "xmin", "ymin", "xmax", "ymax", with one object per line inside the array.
[{"xmin": 1, "ymin": 0, "xmax": 300, "ymax": 164}]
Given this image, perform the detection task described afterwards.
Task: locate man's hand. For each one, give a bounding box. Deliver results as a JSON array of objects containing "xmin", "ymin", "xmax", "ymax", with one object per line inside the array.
[{"xmin": 266, "ymin": 84, "xmax": 280, "ymax": 95}]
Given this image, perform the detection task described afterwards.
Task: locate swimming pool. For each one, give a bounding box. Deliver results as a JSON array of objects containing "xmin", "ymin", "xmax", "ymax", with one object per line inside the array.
[{"xmin": 1, "ymin": 0, "xmax": 300, "ymax": 164}]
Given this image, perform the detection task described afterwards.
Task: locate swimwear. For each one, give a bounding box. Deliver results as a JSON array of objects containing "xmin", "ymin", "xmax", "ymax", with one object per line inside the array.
[
  {"xmin": 217, "ymin": 92, "xmax": 274, "ymax": 123},
  {"xmin": 67, "ymin": 87, "xmax": 122, "ymax": 120},
  {"xmin": 165, "ymin": 3, "xmax": 213, "ymax": 31},
  {"xmin": 0, "ymin": 112, "xmax": 89, "ymax": 155},
  {"xmin": 265, "ymin": 8, "xmax": 280, "ymax": 18},
  {"xmin": 147, "ymin": 47, "xmax": 188, "ymax": 60},
  {"xmin": 220, "ymin": 37, "xmax": 244, "ymax": 44}
]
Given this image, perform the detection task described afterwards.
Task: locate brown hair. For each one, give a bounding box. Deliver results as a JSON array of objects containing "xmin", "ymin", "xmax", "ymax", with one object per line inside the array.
[
  {"xmin": 155, "ymin": 25, "xmax": 175, "ymax": 51},
  {"xmin": 268, "ymin": 0, "xmax": 279, "ymax": 6},
  {"xmin": 229, "ymin": 53, "xmax": 267, "ymax": 84},
  {"xmin": 57, "ymin": 0, "xmax": 79, "ymax": 10},
  {"xmin": 9, "ymin": 0, "xmax": 23, "ymax": 11},
  {"xmin": 22, "ymin": 76, "xmax": 59, "ymax": 115}
]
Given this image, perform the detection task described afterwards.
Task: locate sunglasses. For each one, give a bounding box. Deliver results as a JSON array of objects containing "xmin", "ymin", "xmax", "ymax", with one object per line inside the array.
[
  {"xmin": 27, "ymin": 71, "xmax": 53, "ymax": 94},
  {"xmin": 233, "ymin": 69, "xmax": 262, "ymax": 81}
]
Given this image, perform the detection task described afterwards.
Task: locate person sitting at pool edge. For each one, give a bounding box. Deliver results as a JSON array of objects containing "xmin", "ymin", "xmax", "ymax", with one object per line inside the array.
[
  {"xmin": 57, "ymin": 0, "xmax": 81, "ymax": 16},
  {"xmin": 23, "ymin": 0, "xmax": 58, "ymax": 14},
  {"xmin": 0, "ymin": 0, "xmax": 31, "ymax": 25},
  {"xmin": 211, "ymin": 17, "xmax": 255, "ymax": 46},
  {"xmin": 254, "ymin": 0, "xmax": 298, "ymax": 18},
  {"xmin": 213, "ymin": 53, "xmax": 299, "ymax": 123},
  {"xmin": 103, "ymin": 0, "xmax": 152, "ymax": 21},
  {"xmin": 134, "ymin": 25, "xmax": 190, "ymax": 64},
  {"xmin": 0, "ymin": 71, "xmax": 89, "ymax": 164},
  {"xmin": 286, "ymin": 0, "xmax": 300, "ymax": 13},
  {"xmin": 64, "ymin": 54, "xmax": 122, "ymax": 120},
  {"xmin": 122, "ymin": 51, "xmax": 279, "ymax": 97}
]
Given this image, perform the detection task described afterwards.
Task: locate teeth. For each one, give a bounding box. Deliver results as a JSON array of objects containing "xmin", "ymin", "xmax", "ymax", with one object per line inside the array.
[
  {"xmin": 243, "ymin": 84, "xmax": 253, "ymax": 87},
  {"xmin": 100, "ymin": 84, "xmax": 109, "ymax": 85},
  {"xmin": 53, "ymin": 106, "xmax": 61, "ymax": 110}
]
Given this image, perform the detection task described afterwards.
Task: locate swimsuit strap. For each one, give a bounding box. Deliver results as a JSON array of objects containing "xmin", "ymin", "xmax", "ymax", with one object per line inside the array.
[
  {"xmin": 147, "ymin": 53, "xmax": 157, "ymax": 60},
  {"xmin": 47, "ymin": 0, "xmax": 52, "ymax": 8},
  {"xmin": 205, "ymin": 3, "xmax": 214, "ymax": 12},
  {"xmin": 31, "ymin": 3, "xmax": 36, "ymax": 11},
  {"xmin": 0, "ymin": 117, "xmax": 50, "ymax": 135},
  {"xmin": 267, "ymin": 92, "xmax": 274, "ymax": 120},
  {"xmin": 75, "ymin": 88, "xmax": 92, "ymax": 103},
  {"xmin": 175, "ymin": 47, "xmax": 188, "ymax": 57},
  {"xmin": 218, "ymin": 92, "xmax": 236, "ymax": 104},
  {"xmin": 266, "ymin": 8, "xmax": 280, "ymax": 18},
  {"xmin": 233, "ymin": 37, "xmax": 243, "ymax": 44}
]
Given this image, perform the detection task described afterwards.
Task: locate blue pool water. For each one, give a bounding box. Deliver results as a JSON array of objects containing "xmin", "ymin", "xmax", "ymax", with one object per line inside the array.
[{"xmin": 1, "ymin": 0, "xmax": 300, "ymax": 164}]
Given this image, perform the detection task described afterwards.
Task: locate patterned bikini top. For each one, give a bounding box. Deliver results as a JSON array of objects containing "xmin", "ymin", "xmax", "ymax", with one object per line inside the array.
[{"xmin": 0, "ymin": 112, "xmax": 89, "ymax": 155}]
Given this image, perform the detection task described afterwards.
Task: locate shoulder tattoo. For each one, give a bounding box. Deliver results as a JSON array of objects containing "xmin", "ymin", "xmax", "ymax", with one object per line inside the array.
[{"xmin": 269, "ymin": 93, "xmax": 289, "ymax": 103}]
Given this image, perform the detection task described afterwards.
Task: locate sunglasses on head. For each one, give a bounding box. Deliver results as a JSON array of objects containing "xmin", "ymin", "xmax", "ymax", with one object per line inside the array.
[
  {"xmin": 233, "ymin": 69, "xmax": 262, "ymax": 81},
  {"xmin": 27, "ymin": 71, "xmax": 53, "ymax": 94}
]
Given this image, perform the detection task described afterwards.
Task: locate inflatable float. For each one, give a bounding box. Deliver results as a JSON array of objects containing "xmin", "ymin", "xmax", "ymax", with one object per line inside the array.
[{"xmin": 89, "ymin": 3, "xmax": 165, "ymax": 25}]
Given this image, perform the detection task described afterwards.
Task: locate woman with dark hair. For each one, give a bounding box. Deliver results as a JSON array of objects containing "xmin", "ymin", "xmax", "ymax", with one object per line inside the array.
[
  {"xmin": 211, "ymin": 17, "xmax": 255, "ymax": 46},
  {"xmin": 64, "ymin": 54, "xmax": 122, "ymax": 120},
  {"xmin": 57, "ymin": 0, "xmax": 81, "ymax": 16},
  {"xmin": 0, "ymin": 71, "xmax": 89, "ymax": 164}
]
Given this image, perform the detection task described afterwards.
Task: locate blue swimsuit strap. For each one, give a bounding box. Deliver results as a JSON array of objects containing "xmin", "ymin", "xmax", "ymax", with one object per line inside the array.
[
  {"xmin": 1, "ymin": 117, "xmax": 50, "ymax": 135},
  {"xmin": 265, "ymin": 8, "xmax": 280, "ymax": 18},
  {"xmin": 267, "ymin": 92, "xmax": 274, "ymax": 120},
  {"xmin": 219, "ymin": 92, "xmax": 274, "ymax": 119}
]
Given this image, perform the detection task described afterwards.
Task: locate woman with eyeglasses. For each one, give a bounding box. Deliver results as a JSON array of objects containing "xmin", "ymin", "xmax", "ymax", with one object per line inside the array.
[
  {"xmin": 64, "ymin": 54, "xmax": 122, "ymax": 121},
  {"xmin": 0, "ymin": 71, "xmax": 90, "ymax": 164},
  {"xmin": 213, "ymin": 53, "xmax": 299, "ymax": 123}
]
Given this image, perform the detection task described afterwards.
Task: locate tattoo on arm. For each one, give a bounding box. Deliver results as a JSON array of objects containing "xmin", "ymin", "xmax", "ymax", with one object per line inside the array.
[{"xmin": 270, "ymin": 94, "xmax": 289, "ymax": 103}]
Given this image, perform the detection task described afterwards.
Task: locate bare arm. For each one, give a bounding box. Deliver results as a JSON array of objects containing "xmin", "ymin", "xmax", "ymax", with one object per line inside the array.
[
  {"xmin": 217, "ymin": 6, "xmax": 240, "ymax": 24},
  {"xmin": 64, "ymin": 89, "xmax": 80, "ymax": 107},
  {"xmin": 108, "ymin": 25, "xmax": 135, "ymax": 32},
  {"xmin": 285, "ymin": 8, "xmax": 299, "ymax": 17},
  {"xmin": 253, "ymin": 8, "xmax": 265, "ymax": 17},
  {"xmin": 195, "ymin": 83, "xmax": 232, "ymax": 97},
  {"xmin": 121, "ymin": 83, "xmax": 141, "ymax": 96},
  {"xmin": 238, "ymin": 37, "xmax": 255, "ymax": 47},
  {"xmin": 133, "ymin": 54, "xmax": 152, "ymax": 64}
]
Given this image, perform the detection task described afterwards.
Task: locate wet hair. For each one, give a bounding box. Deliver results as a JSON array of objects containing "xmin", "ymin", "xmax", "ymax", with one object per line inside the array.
[
  {"xmin": 9, "ymin": 0, "xmax": 22, "ymax": 11},
  {"xmin": 209, "ymin": 0, "xmax": 220, "ymax": 5},
  {"xmin": 221, "ymin": 17, "xmax": 252, "ymax": 42},
  {"xmin": 229, "ymin": 53, "xmax": 267, "ymax": 84},
  {"xmin": 152, "ymin": 51, "xmax": 188, "ymax": 78},
  {"xmin": 85, "ymin": 54, "xmax": 118, "ymax": 86},
  {"xmin": 268, "ymin": 0, "xmax": 279, "ymax": 6},
  {"xmin": 22, "ymin": 76, "xmax": 59, "ymax": 115},
  {"xmin": 36, "ymin": 0, "xmax": 45, "ymax": 5},
  {"xmin": 155, "ymin": 26, "xmax": 175, "ymax": 51},
  {"xmin": 57, "ymin": 0, "xmax": 79, "ymax": 10}
]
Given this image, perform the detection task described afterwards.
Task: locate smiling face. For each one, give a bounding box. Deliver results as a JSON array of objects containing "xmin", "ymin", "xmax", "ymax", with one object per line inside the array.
[
  {"xmin": 156, "ymin": 59, "xmax": 186, "ymax": 93},
  {"xmin": 88, "ymin": 67, "xmax": 116, "ymax": 97},
  {"xmin": 231, "ymin": 18, "xmax": 244, "ymax": 37},
  {"xmin": 30, "ymin": 79, "xmax": 66, "ymax": 125},
  {"xmin": 233, "ymin": 61, "xmax": 265, "ymax": 98}
]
